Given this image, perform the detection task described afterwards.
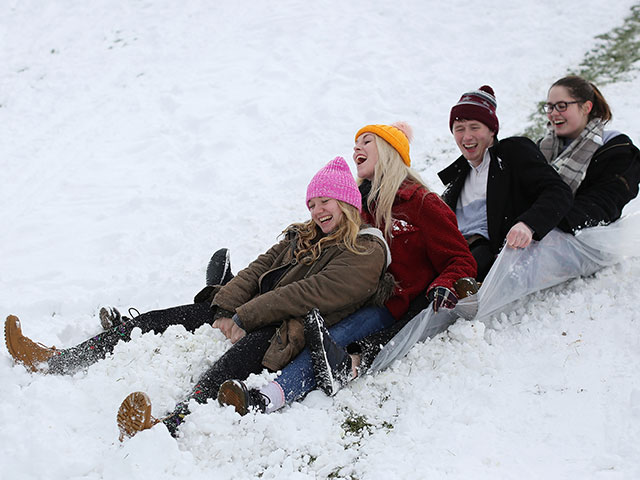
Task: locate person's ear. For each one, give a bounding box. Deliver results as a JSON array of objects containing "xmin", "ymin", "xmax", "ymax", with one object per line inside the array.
[{"xmin": 582, "ymin": 100, "xmax": 593, "ymax": 115}]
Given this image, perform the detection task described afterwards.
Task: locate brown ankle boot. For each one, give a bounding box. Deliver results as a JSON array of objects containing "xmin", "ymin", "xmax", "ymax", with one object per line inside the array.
[
  {"xmin": 453, "ymin": 277, "xmax": 480, "ymax": 299},
  {"xmin": 4, "ymin": 315, "xmax": 57, "ymax": 372},
  {"xmin": 117, "ymin": 392, "xmax": 161, "ymax": 441}
]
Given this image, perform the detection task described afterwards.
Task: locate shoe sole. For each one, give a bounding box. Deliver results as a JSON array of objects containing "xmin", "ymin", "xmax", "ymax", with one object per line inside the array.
[
  {"xmin": 304, "ymin": 311, "xmax": 337, "ymax": 396},
  {"xmin": 206, "ymin": 249, "xmax": 231, "ymax": 286},
  {"xmin": 117, "ymin": 392, "xmax": 154, "ymax": 441},
  {"xmin": 217, "ymin": 380, "xmax": 248, "ymax": 416},
  {"xmin": 99, "ymin": 308, "xmax": 113, "ymax": 330},
  {"xmin": 4, "ymin": 315, "xmax": 24, "ymax": 367}
]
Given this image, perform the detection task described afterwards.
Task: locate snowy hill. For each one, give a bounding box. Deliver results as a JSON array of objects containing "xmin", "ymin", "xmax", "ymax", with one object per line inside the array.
[{"xmin": 1, "ymin": 1, "xmax": 639, "ymax": 478}]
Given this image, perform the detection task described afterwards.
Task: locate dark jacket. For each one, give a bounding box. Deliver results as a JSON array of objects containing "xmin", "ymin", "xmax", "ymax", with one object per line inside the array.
[
  {"xmin": 211, "ymin": 227, "xmax": 389, "ymax": 371},
  {"xmin": 555, "ymin": 133, "xmax": 640, "ymax": 233},
  {"xmin": 438, "ymin": 136, "xmax": 573, "ymax": 255},
  {"xmin": 361, "ymin": 181, "xmax": 477, "ymax": 320}
]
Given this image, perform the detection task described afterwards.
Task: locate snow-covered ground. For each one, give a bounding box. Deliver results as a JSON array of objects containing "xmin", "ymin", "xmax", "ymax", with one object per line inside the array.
[{"xmin": 2, "ymin": 1, "xmax": 639, "ymax": 478}]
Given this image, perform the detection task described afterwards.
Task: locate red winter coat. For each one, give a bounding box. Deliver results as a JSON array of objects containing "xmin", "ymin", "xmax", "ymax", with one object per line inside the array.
[{"xmin": 362, "ymin": 181, "xmax": 477, "ymax": 320}]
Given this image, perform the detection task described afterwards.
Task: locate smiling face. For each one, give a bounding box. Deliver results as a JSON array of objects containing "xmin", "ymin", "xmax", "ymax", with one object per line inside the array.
[
  {"xmin": 546, "ymin": 85, "xmax": 592, "ymax": 140},
  {"xmin": 353, "ymin": 133, "xmax": 379, "ymax": 180},
  {"xmin": 308, "ymin": 197, "xmax": 344, "ymax": 234},
  {"xmin": 452, "ymin": 119, "xmax": 495, "ymax": 167}
]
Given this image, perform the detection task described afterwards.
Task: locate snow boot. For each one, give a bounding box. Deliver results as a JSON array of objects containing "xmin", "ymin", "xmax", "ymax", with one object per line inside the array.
[
  {"xmin": 4, "ymin": 315, "xmax": 58, "ymax": 372},
  {"xmin": 304, "ymin": 308, "xmax": 352, "ymax": 396},
  {"xmin": 117, "ymin": 391, "xmax": 161, "ymax": 441},
  {"xmin": 206, "ymin": 248, "xmax": 234, "ymax": 286},
  {"xmin": 217, "ymin": 379, "xmax": 268, "ymax": 415}
]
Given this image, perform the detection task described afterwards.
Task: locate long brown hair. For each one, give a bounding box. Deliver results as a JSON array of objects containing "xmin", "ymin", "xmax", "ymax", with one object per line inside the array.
[
  {"xmin": 551, "ymin": 75, "xmax": 612, "ymax": 123},
  {"xmin": 286, "ymin": 201, "xmax": 370, "ymax": 264}
]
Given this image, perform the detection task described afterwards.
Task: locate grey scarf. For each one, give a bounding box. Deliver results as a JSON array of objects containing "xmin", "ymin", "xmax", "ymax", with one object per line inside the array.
[{"xmin": 538, "ymin": 118, "xmax": 604, "ymax": 194}]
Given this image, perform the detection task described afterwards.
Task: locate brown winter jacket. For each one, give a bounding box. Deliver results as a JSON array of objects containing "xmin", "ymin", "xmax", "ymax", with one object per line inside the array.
[{"xmin": 211, "ymin": 226, "xmax": 390, "ymax": 371}]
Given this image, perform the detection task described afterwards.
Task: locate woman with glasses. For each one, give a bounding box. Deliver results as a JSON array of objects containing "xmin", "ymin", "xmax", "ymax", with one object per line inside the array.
[{"xmin": 539, "ymin": 75, "xmax": 640, "ymax": 232}]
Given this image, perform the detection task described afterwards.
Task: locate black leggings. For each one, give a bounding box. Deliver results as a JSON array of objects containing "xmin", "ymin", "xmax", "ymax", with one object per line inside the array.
[
  {"xmin": 48, "ymin": 303, "xmax": 216, "ymax": 374},
  {"xmin": 132, "ymin": 304, "xmax": 277, "ymax": 402},
  {"xmin": 134, "ymin": 302, "xmax": 214, "ymax": 333},
  {"xmin": 164, "ymin": 324, "xmax": 277, "ymax": 436},
  {"xmin": 188, "ymin": 325, "xmax": 277, "ymax": 403}
]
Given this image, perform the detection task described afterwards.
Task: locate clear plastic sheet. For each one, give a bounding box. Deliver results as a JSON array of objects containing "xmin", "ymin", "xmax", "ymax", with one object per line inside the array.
[{"xmin": 369, "ymin": 206, "xmax": 640, "ymax": 372}]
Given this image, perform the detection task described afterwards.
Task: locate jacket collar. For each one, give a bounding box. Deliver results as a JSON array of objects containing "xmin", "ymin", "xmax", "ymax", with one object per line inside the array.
[
  {"xmin": 438, "ymin": 138, "xmax": 500, "ymax": 184},
  {"xmin": 395, "ymin": 180, "xmax": 423, "ymax": 201}
]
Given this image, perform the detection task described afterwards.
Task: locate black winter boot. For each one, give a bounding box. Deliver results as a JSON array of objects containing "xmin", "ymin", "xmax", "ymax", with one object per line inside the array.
[
  {"xmin": 47, "ymin": 321, "xmax": 135, "ymax": 375},
  {"xmin": 304, "ymin": 309, "xmax": 352, "ymax": 396},
  {"xmin": 206, "ymin": 248, "xmax": 234, "ymax": 286}
]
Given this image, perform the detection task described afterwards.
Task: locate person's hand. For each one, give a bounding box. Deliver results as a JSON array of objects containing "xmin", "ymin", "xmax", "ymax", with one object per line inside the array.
[
  {"xmin": 229, "ymin": 323, "xmax": 246, "ymax": 344},
  {"xmin": 428, "ymin": 286, "xmax": 458, "ymax": 312},
  {"xmin": 506, "ymin": 222, "xmax": 533, "ymax": 249},
  {"xmin": 212, "ymin": 317, "xmax": 235, "ymax": 339}
]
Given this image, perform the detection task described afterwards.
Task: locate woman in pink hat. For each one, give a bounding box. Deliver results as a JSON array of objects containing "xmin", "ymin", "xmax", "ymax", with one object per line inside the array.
[
  {"xmin": 4, "ymin": 157, "xmax": 392, "ymax": 440},
  {"xmin": 218, "ymin": 122, "xmax": 477, "ymax": 414}
]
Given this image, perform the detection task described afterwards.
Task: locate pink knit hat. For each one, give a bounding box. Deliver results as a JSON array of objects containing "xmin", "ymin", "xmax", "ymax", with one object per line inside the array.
[{"xmin": 306, "ymin": 156, "xmax": 361, "ymax": 212}]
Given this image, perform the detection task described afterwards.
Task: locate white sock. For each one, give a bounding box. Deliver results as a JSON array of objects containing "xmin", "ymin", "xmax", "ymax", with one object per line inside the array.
[{"xmin": 259, "ymin": 381, "xmax": 285, "ymax": 414}]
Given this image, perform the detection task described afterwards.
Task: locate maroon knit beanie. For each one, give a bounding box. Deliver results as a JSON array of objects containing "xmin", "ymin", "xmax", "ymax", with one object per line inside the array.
[{"xmin": 449, "ymin": 85, "xmax": 499, "ymax": 134}]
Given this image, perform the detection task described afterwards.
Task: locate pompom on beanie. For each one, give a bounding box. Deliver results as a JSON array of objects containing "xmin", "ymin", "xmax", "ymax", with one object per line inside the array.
[
  {"xmin": 306, "ymin": 156, "xmax": 361, "ymax": 212},
  {"xmin": 355, "ymin": 122, "xmax": 413, "ymax": 166},
  {"xmin": 449, "ymin": 85, "xmax": 499, "ymax": 134}
]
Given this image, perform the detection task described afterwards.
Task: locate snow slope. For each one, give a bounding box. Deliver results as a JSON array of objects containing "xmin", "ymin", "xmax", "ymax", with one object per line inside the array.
[{"xmin": 1, "ymin": 1, "xmax": 639, "ymax": 478}]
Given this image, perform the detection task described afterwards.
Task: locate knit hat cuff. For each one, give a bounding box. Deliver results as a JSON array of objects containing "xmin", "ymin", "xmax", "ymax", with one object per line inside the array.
[{"xmin": 355, "ymin": 124, "xmax": 412, "ymax": 166}]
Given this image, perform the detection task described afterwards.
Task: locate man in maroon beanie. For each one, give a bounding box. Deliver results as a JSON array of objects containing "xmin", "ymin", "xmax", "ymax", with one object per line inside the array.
[{"xmin": 438, "ymin": 85, "xmax": 573, "ymax": 281}]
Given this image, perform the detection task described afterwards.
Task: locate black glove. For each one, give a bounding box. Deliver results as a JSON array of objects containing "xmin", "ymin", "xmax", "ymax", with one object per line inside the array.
[{"xmin": 427, "ymin": 286, "xmax": 458, "ymax": 312}]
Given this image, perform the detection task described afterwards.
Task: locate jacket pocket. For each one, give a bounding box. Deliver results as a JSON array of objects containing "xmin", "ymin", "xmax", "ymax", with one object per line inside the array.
[{"xmin": 261, "ymin": 318, "xmax": 305, "ymax": 371}]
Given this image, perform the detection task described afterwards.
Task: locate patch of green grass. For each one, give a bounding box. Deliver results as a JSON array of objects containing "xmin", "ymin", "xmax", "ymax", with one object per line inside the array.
[
  {"xmin": 522, "ymin": 4, "xmax": 640, "ymax": 139},
  {"xmin": 341, "ymin": 412, "xmax": 374, "ymax": 436}
]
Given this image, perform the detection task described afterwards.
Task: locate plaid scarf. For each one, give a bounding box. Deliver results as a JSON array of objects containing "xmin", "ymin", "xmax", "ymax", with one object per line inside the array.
[{"xmin": 538, "ymin": 118, "xmax": 604, "ymax": 194}]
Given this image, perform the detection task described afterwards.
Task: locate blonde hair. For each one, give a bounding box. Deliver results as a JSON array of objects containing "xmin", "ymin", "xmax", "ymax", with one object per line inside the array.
[
  {"xmin": 286, "ymin": 201, "xmax": 370, "ymax": 264},
  {"xmin": 365, "ymin": 135, "xmax": 429, "ymax": 241}
]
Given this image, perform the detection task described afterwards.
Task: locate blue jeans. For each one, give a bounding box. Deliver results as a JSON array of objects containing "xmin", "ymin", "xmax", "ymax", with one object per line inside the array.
[{"xmin": 275, "ymin": 306, "xmax": 395, "ymax": 403}]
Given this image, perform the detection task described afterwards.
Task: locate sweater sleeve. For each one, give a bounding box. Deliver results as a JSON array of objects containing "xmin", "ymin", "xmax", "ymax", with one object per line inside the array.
[
  {"xmin": 418, "ymin": 194, "xmax": 477, "ymax": 293},
  {"xmin": 559, "ymin": 135, "xmax": 640, "ymax": 233},
  {"xmin": 505, "ymin": 138, "xmax": 574, "ymax": 239}
]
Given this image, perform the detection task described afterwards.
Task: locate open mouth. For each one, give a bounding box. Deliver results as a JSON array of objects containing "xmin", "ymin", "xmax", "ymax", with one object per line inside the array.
[
  {"xmin": 552, "ymin": 119, "xmax": 566, "ymax": 126},
  {"xmin": 319, "ymin": 215, "xmax": 332, "ymax": 224},
  {"xmin": 463, "ymin": 143, "xmax": 478, "ymax": 150},
  {"xmin": 355, "ymin": 154, "xmax": 367, "ymax": 165}
]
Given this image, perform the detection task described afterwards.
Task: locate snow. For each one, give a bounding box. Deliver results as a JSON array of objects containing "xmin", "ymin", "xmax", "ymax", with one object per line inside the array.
[{"xmin": 1, "ymin": 1, "xmax": 640, "ymax": 478}]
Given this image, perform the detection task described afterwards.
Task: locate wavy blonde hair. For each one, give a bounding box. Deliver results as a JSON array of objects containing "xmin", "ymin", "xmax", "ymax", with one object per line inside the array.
[
  {"xmin": 286, "ymin": 201, "xmax": 370, "ymax": 264},
  {"xmin": 365, "ymin": 135, "xmax": 429, "ymax": 241}
]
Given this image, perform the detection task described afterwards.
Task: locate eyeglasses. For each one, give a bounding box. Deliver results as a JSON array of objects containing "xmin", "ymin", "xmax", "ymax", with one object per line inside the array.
[{"xmin": 541, "ymin": 101, "xmax": 580, "ymax": 114}]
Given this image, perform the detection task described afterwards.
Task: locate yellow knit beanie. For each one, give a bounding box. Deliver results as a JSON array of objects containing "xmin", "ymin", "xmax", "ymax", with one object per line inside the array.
[{"xmin": 355, "ymin": 122, "xmax": 413, "ymax": 166}]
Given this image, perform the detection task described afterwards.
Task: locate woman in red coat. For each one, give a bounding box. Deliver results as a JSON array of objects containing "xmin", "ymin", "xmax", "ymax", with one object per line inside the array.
[
  {"xmin": 218, "ymin": 122, "xmax": 477, "ymax": 413},
  {"xmin": 354, "ymin": 123, "xmax": 477, "ymax": 320}
]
